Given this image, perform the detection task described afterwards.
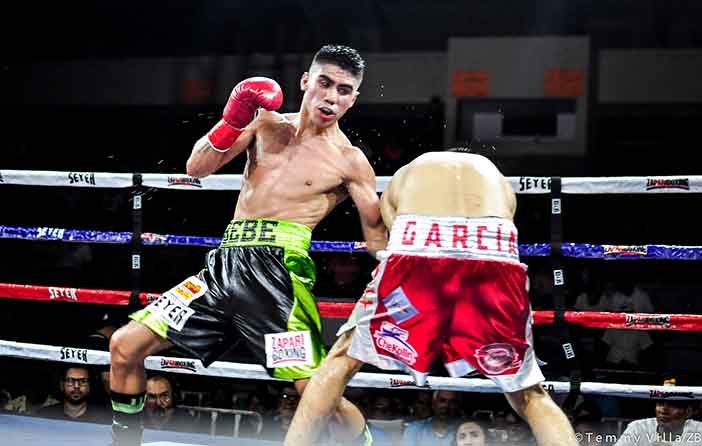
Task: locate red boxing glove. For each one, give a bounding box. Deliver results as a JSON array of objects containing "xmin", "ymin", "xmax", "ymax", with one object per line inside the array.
[{"xmin": 207, "ymin": 77, "xmax": 284, "ymax": 151}]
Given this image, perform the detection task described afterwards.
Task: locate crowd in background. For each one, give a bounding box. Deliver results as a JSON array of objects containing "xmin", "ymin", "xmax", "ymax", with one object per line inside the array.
[{"xmin": 2, "ymin": 357, "xmax": 701, "ymax": 445}]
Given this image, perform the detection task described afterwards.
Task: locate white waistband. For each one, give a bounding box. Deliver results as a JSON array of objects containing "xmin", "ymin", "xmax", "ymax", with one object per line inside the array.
[{"xmin": 386, "ymin": 215, "xmax": 520, "ymax": 263}]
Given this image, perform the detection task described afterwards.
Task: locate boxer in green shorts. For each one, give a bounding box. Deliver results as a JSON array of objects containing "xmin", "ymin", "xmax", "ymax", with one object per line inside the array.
[
  {"xmin": 131, "ymin": 218, "xmax": 325, "ymax": 379},
  {"xmin": 108, "ymin": 45, "xmax": 386, "ymax": 445}
]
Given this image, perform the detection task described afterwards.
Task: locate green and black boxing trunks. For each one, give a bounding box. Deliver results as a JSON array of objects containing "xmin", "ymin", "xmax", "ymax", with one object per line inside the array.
[{"xmin": 131, "ymin": 218, "xmax": 326, "ymax": 379}]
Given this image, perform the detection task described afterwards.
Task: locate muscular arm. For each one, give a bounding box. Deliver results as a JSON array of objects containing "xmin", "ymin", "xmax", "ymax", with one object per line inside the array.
[
  {"xmin": 345, "ymin": 148, "xmax": 388, "ymax": 257},
  {"xmin": 185, "ymin": 120, "xmax": 257, "ymax": 178}
]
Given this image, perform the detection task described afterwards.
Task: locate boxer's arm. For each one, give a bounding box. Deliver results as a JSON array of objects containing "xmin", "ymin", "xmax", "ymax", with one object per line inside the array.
[
  {"xmin": 345, "ymin": 148, "xmax": 387, "ymax": 257},
  {"xmin": 187, "ymin": 77, "xmax": 282, "ymax": 178},
  {"xmin": 186, "ymin": 123, "xmax": 256, "ymax": 178}
]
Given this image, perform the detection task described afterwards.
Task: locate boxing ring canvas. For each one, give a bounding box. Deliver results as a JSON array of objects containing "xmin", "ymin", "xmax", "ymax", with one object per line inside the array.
[{"xmin": 0, "ymin": 413, "xmax": 279, "ymax": 446}]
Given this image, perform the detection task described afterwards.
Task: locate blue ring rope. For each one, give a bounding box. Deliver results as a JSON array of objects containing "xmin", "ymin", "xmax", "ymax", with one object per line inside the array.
[{"xmin": 2, "ymin": 225, "xmax": 702, "ymax": 260}]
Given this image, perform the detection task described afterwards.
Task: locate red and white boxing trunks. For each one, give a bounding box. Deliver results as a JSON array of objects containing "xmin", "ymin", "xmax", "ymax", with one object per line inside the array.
[{"xmin": 338, "ymin": 215, "xmax": 544, "ymax": 392}]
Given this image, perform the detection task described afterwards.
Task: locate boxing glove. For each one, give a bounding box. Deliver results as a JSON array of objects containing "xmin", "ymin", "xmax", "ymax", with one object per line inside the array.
[{"xmin": 207, "ymin": 77, "xmax": 283, "ymax": 152}]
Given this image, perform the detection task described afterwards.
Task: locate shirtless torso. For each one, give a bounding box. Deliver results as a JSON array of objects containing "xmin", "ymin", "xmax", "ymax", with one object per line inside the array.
[
  {"xmin": 235, "ymin": 111, "xmax": 357, "ymax": 228},
  {"xmin": 380, "ymin": 151, "xmax": 516, "ymax": 228},
  {"xmin": 187, "ymin": 109, "xmax": 386, "ymax": 254}
]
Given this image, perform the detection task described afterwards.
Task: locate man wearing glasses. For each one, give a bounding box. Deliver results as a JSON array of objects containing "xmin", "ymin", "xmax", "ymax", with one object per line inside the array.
[
  {"xmin": 143, "ymin": 374, "xmax": 199, "ymax": 433},
  {"xmin": 37, "ymin": 366, "xmax": 110, "ymax": 423}
]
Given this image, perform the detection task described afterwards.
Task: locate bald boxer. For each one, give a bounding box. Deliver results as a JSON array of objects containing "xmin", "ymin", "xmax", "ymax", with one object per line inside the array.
[
  {"xmin": 285, "ymin": 149, "xmax": 577, "ymax": 446},
  {"xmin": 108, "ymin": 45, "xmax": 386, "ymax": 445}
]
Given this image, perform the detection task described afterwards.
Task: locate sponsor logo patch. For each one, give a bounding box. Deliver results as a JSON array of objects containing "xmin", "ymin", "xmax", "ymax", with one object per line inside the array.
[
  {"xmin": 165, "ymin": 276, "xmax": 207, "ymax": 305},
  {"xmin": 382, "ymin": 287, "xmax": 419, "ymax": 324},
  {"xmin": 625, "ymin": 314, "xmax": 671, "ymax": 328},
  {"xmin": 37, "ymin": 227, "xmax": 66, "ymax": 240},
  {"xmin": 167, "ymin": 176, "xmax": 202, "ymax": 188},
  {"xmin": 389, "ymin": 377, "xmax": 423, "ymax": 388},
  {"xmin": 649, "ymin": 389, "xmax": 694, "ymax": 399},
  {"xmin": 373, "ymin": 322, "xmax": 417, "ymax": 365},
  {"xmin": 353, "ymin": 241, "xmax": 367, "ymax": 250},
  {"xmin": 518, "ymin": 177, "xmax": 551, "ymax": 192},
  {"xmin": 49, "ymin": 287, "xmax": 78, "ymax": 301},
  {"xmin": 68, "ymin": 172, "xmax": 96, "ymax": 185},
  {"xmin": 645, "ymin": 177, "xmax": 690, "ymax": 191},
  {"xmin": 265, "ymin": 331, "xmax": 314, "ymax": 368},
  {"xmin": 160, "ymin": 358, "xmax": 197, "ymax": 373},
  {"xmin": 603, "ymin": 245, "xmax": 648, "ymax": 257},
  {"xmin": 59, "ymin": 347, "xmax": 88, "ymax": 363},
  {"xmin": 147, "ymin": 294, "xmax": 195, "ymax": 332},
  {"xmin": 141, "ymin": 232, "xmax": 168, "ymax": 244},
  {"xmin": 474, "ymin": 343, "xmax": 522, "ymax": 374}
]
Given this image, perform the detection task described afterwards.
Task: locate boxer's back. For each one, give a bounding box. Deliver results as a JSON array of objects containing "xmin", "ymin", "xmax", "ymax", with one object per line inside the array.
[{"xmin": 391, "ymin": 152, "xmax": 515, "ymax": 220}]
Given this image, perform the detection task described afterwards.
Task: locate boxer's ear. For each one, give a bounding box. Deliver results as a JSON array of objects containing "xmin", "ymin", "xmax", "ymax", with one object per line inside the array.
[{"xmin": 300, "ymin": 72, "xmax": 310, "ymax": 92}]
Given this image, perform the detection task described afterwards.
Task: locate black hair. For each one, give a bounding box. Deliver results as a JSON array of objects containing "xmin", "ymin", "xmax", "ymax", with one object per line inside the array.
[
  {"xmin": 61, "ymin": 364, "xmax": 92, "ymax": 379},
  {"xmin": 146, "ymin": 373, "xmax": 176, "ymax": 391},
  {"xmin": 311, "ymin": 45, "xmax": 365, "ymax": 80}
]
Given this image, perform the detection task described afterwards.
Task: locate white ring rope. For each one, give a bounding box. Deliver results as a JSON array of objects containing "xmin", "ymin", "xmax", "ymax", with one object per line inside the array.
[
  {"xmin": 1, "ymin": 170, "xmax": 702, "ymax": 194},
  {"xmin": 1, "ymin": 340, "xmax": 700, "ymax": 400}
]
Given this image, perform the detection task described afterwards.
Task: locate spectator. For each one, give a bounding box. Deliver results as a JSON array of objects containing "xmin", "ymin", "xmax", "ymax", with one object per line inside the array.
[
  {"xmin": 599, "ymin": 280, "xmax": 655, "ymax": 367},
  {"xmin": 36, "ymin": 366, "xmax": 110, "ymax": 423},
  {"xmin": 261, "ymin": 385, "xmax": 299, "ymax": 441},
  {"xmin": 493, "ymin": 409, "xmax": 534, "ymax": 446},
  {"xmin": 454, "ymin": 418, "xmax": 489, "ymax": 446},
  {"xmin": 599, "ymin": 280, "xmax": 654, "ymax": 314},
  {"xmin": 573, "ymin": 267, "xmax": 604, "ymax": 312},
  {"xmin": 407, "ymin": 391, "xmax": 434, "ymax": 421},
  {"xmin": 368, "ymin": 394, "xmax": 394, "ymax": 421},
  {"xmin": 390, "ymin": 393, "xmax": 409, "ymax": 420},
  {"xmin": 143, "ymin": 374, "xmax": 200, "ymax": 433},
  {"xmin": 366, "ymin": 393, "xmax": 401, "ymax": 445},
  {"xmin": 401, "ymin": 390, "xmax": 461, "ymax": 446},
  {"xmin": 614, "ymin": 378, "xmax": 702, "ymax": 446},
  {"xmin": 1, "ymin": 386, "xmax": 14, "ymax": 412},
  {"xmin": 1, "ymin": 363, "xmax": 58, "ymax": 415}
]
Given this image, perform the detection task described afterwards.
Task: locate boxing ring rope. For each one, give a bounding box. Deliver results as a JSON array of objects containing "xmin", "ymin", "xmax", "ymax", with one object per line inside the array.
[
  {"xmin": 2, "ymin": 224, "xmax": 702, "ymax": 259},
  {"xmin": 1, "ymin": 170, "xmax": 701, "ymax": 193},
  {"xmin": 2, "ymin": 339, "xmax": 702, "ymax": 400},
  {"xmin": 2, "ymin": 282, "xmax": 702, "ymax": 331},
  {"xmin": 2, "ymin": 170, "xmax": 702, "ymax": 400}
]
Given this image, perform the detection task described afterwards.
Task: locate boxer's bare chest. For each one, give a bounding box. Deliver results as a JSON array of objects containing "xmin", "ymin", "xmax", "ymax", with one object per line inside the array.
[{"xmin": 245, "ymin": 118, "xmax": 349, "ymax": 196}]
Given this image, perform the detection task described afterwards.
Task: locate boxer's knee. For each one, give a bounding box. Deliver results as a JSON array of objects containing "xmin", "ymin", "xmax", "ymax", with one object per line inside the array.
[{"xmin": 109, "ymin": 322, "xmax": 157, "ymax": 370}]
